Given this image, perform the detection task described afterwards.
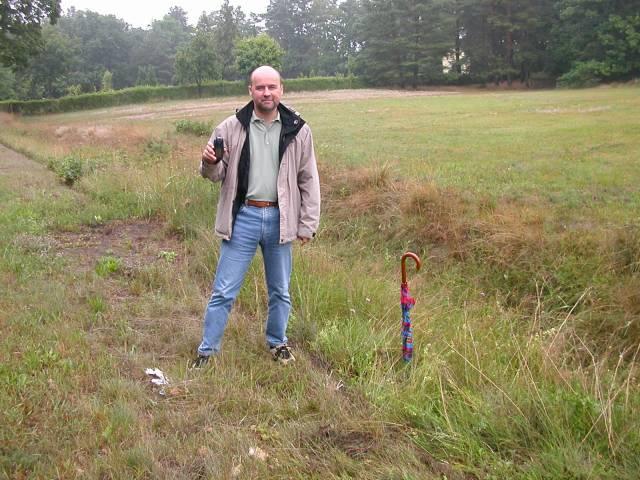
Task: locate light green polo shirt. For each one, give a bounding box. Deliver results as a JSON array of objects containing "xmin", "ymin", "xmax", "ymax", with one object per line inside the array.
[{"xmin": 246, "ymin": 111, "xmax": 282, "ymax": 202}]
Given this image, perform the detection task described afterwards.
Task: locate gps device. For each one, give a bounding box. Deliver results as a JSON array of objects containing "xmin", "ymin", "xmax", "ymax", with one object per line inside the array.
[{"xmin": 213, "ymin": 137, "xmax": 224, "ymax": 163}]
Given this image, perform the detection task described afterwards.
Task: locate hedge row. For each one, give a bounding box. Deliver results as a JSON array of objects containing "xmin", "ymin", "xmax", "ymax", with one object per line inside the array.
[
  {"xmin": 0, "ymin": 76, "xmax": 364, "ymax": 115},
  {"xmin": 284, "ymin": 75, "xmax": 364, "ymax": 92}
]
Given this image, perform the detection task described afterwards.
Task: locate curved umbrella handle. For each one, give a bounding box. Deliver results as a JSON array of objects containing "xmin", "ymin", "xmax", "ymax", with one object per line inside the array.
[{"xmin": 401, "ymin": 252, "xmax": 421, "ymax": 284}]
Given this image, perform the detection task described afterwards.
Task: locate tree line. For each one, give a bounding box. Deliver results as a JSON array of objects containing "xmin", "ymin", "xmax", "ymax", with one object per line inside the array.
[{"xmin": 1, "ymin": 0, "xmax": 638, "ymax": 100}]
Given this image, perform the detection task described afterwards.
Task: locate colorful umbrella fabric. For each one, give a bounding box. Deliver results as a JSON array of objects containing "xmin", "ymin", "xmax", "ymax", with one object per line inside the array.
[
  {"xmin": 400, "ymin": 252, "xmax": 421, "ymax": 362},
  {"xmin": 401, "ymin": 281, "xmax": 416, "ymax": 362}
]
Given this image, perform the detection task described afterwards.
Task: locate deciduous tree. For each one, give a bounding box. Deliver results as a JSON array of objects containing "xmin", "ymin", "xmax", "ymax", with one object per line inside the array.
[
  {"xmin": 0, "ymin": 66, "xmax": 15, "ymax": 98},
  {"xmin": 0, "ymin": 0, "xmax": 62, "ymax": 67},
  {"xmin": 211, "ymin": 0, "xmax": 246, "ymax": 80},
  {"xmin": 130, "ymin": 8, "xmax": 192, "ymax": 85},
  {"xmin": 174, "ymin": 31, "xmax": 220, "ymax": 93},
  {"xmin": 235, "ymin": 34, "xmax": 284, "ymax": 78},
  {"xmin": 25, "ymin": 23, "xmax": 76, "ymax": 97},
  {"xmin": 552, "ymin": 0, "xmax": 640, "ymax": 85}
]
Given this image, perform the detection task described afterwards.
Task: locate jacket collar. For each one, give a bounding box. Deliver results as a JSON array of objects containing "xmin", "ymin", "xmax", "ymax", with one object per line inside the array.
[{"xmin": 236, "ymin": 101, "xmax": 305, "ymax": 135}]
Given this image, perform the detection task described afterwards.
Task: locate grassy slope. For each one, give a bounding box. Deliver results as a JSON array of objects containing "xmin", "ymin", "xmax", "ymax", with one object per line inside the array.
[
  {"xmin": 1, "ymin": 85, "xmax": 639, "ymax": 479},
  {"xmin": 0, "ymin": 156, "xmax": 432, "ymax": 477}
]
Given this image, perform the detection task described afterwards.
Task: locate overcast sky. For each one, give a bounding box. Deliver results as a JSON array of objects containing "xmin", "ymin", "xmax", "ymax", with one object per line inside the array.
[{"xmin": 60, "ymin": 0, "xmax": 271, "ymax": 29}]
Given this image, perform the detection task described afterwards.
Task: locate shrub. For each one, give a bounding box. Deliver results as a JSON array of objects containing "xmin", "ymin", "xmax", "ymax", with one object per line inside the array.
[
  {"xmin": 66, "ymin": 84, "xmax": 82, "ymax": 96},
  {"xmin": 557, "ymin": 61, "xmax": 605, "ymax": 88},
  {"xmin": 285, "ymin": 75, "xmax": 364, "ymax": 92},
  {"xmin": 101, "ymin": 70, "xmax": 114, "ymax": 92},
  {"xmin": 50, "ymin": 155, "xmax": 83, "ymax": 186},
  {"xmin": 144, "ymin": 138, "xmax": 171, "ymax": 157},
  {"xmin": 175, "ymin": 119, "xmax": 212, "ymax": 137}
]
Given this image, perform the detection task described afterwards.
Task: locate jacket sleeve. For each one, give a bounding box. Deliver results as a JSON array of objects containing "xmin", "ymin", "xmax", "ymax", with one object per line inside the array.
[
  {"xmin": 199, "ymin": 124, "xmax": 228, "ymax": 183},
  {"xmin": 297, "ymin": 127, "xmax": 321, "ymax": 239}
]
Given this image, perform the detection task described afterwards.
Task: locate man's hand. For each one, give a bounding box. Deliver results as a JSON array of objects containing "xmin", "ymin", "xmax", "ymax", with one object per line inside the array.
[
  {"xmin": 202, "ymin": 142, "xmax": 219, "ymax": 164},
  {"xmin": 297, "ymin": 236, "xmax": 310, "ymax": 245}
]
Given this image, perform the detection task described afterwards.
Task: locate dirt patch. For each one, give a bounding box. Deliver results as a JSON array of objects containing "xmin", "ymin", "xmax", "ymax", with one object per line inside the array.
[
  {"xmin": 534, "ymin": 105, "xmax": 611, "ymax": 114},
  {"xmin": 54, "ymin": 125, "xmax": 113, "ymax": 140},
  {"xmin": 50, "ymin": 220, "xmax": 183, "ymax": 273},
  {"xmin": 49, "ymin": 123, "xmax": 148, "ymax": 148},
  {"xmin": 2, "ymin": 143, "xmax": 182, "ymax": 275},
  {"xmin": 418, "ymin": 451, "xmax": 478, "ymax": 480},
  {"xmin": 314, "ymin": 424, "xmax": 379, "ymax": 459}
]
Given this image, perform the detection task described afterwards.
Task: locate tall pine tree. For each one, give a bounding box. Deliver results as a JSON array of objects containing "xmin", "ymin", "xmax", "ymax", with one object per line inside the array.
[{"xmin": 358, "ymin": 0, "xmax": 455, "ymax": 86}]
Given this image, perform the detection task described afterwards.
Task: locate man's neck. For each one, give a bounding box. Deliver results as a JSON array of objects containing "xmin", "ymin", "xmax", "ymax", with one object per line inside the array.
[{"xmin": 253, "ymin": 105, "xmax": 278, "ymax": 123}]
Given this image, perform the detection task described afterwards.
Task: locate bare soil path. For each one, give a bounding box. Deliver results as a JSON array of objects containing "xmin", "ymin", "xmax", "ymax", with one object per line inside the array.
[
  {"xmin": 0, "ymin": 142, "xmax": 181, "ymax": 272},
  {"xmin": 0, "ymin": 142, "xmax": 62, "ymax": 190}
]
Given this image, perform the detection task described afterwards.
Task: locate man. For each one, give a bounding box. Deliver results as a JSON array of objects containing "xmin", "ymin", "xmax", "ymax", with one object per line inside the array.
[{"xmin": 192, "ymin": 65, "xmax": 321, "ymax": 367}]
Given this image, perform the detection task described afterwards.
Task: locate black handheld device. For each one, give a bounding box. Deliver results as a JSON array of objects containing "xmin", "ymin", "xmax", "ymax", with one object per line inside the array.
[{"xmin": 213, "ymin": 137, "xmax": 224, "ymax": 162}]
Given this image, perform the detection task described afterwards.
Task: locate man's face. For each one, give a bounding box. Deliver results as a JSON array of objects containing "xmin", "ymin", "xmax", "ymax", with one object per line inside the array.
[{"xmin": 249, "ymin": 68, "xmax": 283, "ymax": 115}]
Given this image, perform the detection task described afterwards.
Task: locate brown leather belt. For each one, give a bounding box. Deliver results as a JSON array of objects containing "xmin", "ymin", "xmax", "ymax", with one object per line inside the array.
[{"xmin": 246, "ymin": 199, "xmax": 278, "ymax": 208}]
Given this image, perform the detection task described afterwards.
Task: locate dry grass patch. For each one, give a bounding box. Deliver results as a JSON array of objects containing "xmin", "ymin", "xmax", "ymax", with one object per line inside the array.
[
  {"xmin": 322, "ymin": 161, "xmax": 541, "ymax": 261},
  {"xmin": 48, "ymin": 122, "xmax": 153, "ymax": 153}
]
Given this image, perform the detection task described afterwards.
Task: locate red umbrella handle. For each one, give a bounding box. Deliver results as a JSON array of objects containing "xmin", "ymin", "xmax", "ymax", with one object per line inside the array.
[{"xmin": 401, "ymin": 252, "xmax": 421, "ymax": 284}]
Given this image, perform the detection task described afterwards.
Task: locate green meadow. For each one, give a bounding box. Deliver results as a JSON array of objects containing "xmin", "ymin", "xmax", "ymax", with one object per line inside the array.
[{"xmin": 1, "ymin": 85, "xmax": 639, "ymax": 479}]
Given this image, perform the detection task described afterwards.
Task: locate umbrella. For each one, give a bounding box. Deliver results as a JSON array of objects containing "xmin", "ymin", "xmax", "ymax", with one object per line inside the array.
[{"xmin": 401, "ymin": 252, "xmax": 421, "ymax": 362}]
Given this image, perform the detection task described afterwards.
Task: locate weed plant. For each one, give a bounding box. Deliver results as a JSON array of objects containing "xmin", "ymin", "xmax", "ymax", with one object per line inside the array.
[
  {"xmin": 175, "ymin": 119, "xmax": 212, "ymax": 137},
  {"xmin": 95, "ymin": 255, "xmax": 122, "ymax": 276},
  {"xmin": 48, "ymin": 155, "xmax": 83, "ymax": 185}
]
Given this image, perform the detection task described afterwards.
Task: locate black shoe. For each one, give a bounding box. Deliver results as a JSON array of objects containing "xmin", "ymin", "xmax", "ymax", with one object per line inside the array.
[
  {"xmin": 270, "ymin": 345, "xmax": 296, "ymax": 364},
  {"xmin": 191, "ymin": 355, "xmax": 210, "ymax": 369}
]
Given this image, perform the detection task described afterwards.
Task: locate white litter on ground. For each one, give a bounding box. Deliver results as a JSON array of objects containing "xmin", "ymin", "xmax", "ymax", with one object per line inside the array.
[
  {"xmin": 145, "ymin": 367, "xmax": 170, "ymax": 385},
  {"xmin": 145, "ymin": 368, "xmax": 170, "ymax": 395},
  {"xmin": 248, "ymin": 447, "xmax": 268, "ymax": 461}
]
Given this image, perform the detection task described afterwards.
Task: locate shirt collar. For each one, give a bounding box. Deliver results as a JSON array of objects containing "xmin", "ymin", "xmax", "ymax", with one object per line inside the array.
[{"xmin": 251, "ymin": 110, "xmax": 281, "ymax": 124}]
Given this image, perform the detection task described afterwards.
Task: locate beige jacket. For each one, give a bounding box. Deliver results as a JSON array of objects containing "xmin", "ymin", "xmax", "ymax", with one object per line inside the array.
[{"xmin": 200, "ymin": 101, "xmax": 320, "ymax": 243}]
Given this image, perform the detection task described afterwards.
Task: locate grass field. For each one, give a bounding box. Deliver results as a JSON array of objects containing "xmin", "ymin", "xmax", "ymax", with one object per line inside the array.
[{"xmin": 1, "ymin": 84, "xmax": 639, "ymax": 479}]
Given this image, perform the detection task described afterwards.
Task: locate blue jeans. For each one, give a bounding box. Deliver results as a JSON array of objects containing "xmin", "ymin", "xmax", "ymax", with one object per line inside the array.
[{"xmin": 197, "ymin": 205, "xmax": 292, "ymax": 356}]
